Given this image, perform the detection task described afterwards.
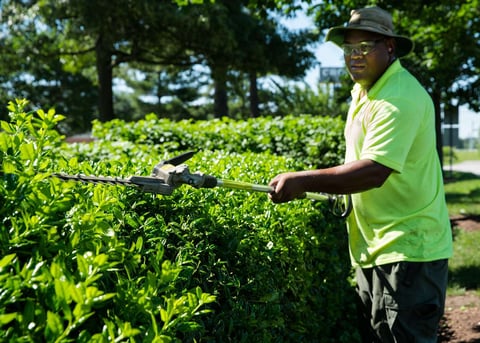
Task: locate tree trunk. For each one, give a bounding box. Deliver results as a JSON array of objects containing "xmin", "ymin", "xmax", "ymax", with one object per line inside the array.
[
  {"xmin": 249, "ymin": 71, "xmax": 259, "ymax": 117},
  {"xmin": 211, "ymin": 64, "xmax": 229, "ymax": 118},
  {"xmin": 95, "ymin": 35, "xmax": 114, "ymax": 122},
  {"xmin": 431, "ymin": 90, "xmax": 444, "ymax": 169}
]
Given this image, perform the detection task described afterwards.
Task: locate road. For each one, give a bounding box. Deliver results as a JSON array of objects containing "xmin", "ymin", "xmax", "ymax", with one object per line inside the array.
[{"xmin": 444, "ymin": 160, "xmax": 480, "ymax": 176}]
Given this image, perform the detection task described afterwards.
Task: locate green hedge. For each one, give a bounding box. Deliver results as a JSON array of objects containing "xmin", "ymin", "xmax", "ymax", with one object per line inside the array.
[
  {"xmin": 91, "ymin": 113, "xmax": 346, "ymax": 169},
  {"xmin": 0, "ymin": 100, "xmax": 359, "ymax": 342}
]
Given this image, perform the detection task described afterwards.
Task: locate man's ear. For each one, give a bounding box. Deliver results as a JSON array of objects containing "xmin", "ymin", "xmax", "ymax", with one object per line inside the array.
[{"xmin": 386, "ymin": 38, "xmax": 396, "ymax": 55}]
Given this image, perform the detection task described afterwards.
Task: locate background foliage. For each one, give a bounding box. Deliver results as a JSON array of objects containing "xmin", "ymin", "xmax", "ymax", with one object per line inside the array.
[
  {"xmin": 1, "ymin": 0, "xmax": 477, "ymax": 136},
  {"xmin": 1, "ymin": 100, "xmax": 358, "ymax": 342}
]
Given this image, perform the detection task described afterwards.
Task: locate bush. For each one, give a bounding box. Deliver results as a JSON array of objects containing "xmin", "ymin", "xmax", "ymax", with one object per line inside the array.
[
  {"xmin": 91, "ymin": 113, "xmax": 346, "ymax": 169},
  {"xmin": 1, "ymin": 100, "xmax": 358, "ymax": 342}
]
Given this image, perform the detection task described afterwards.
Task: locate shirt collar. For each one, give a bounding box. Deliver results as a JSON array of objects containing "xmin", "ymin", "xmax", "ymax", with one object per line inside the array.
[{"xmin": 351, "ymin": 59, "xmax": 403, "ymax": 99}]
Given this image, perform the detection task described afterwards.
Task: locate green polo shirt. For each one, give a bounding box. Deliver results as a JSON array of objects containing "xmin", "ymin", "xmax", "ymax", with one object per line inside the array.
[{"xmin": 344, "ymin": 60, "xmax": 453, "ymax": 268}]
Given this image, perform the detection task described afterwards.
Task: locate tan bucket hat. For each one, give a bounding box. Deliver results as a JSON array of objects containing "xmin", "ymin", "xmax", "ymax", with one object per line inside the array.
[{"xmin": 325, "ymin": 6, "xmax": 414, "ymax": 58}]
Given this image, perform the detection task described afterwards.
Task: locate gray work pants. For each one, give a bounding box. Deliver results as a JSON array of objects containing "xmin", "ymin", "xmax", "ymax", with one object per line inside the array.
[{"xmin": 355, "ymin": 260, "xmax": 448, "ymax": 343}]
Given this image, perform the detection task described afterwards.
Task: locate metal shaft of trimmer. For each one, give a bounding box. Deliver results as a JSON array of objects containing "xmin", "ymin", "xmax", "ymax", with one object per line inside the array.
[
  {"xmin": 164, "ymin": 165, "xmax": 329, "ymax": 201},
  {"xmin": 215, "ymin": 179, "xmax": 329, "ymax": 201},
  {"xmin": 165, "ymin": 166, "xmax": 350, "ymax": 217},
  {"xmin": 212, "ymin": 177, "xmax": 351, "ymax": 218}
]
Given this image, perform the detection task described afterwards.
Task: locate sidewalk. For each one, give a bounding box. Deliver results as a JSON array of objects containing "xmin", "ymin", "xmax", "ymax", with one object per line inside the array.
[{"xmin": 443, "ymin": 160, "xmax": 480, "ymax": 176}]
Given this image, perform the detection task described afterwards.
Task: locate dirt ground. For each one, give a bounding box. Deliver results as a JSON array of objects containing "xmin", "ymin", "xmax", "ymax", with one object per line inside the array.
[{"xmin": 438, "ymin": 215, "xmax": 480, "ymax": 343}]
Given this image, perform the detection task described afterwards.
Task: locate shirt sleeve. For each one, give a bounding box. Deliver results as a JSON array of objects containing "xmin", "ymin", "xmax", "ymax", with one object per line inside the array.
[{"xmin": 360, "ymin": 98, "xmax": 424, "ymax": 173}]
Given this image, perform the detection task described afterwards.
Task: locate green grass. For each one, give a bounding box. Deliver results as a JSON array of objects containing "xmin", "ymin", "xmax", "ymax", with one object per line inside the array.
[
  {"xmin": 456, "ymin": 149, "xmax": 480, "ymax": 161},
  {"xmin": 444, "ymin": 172, "xmax": 480, "ymax": 215},
  {"xmin": 448, "ymin": 229, "xmax": 480, "ymax": 291},
  {"xmin": 444, "ymin": 171, "xmax": 480, "ymax": 293},
  {"xmin": 444, "ymin": 147, "xmax": 480, "ymax": 163}
]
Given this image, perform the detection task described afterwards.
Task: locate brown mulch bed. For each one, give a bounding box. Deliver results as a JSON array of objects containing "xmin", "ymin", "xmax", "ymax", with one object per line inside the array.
[
  {"xmin": 438, "ymin": 216, "xmax": 480, "ymax": 342},
  {"xmin": 439, "ymin": 292, "xmax": 480, "ymax": 343},
  {"xmin": 450, "ymin": 215, "xmax": 480, "ymax": 232}
]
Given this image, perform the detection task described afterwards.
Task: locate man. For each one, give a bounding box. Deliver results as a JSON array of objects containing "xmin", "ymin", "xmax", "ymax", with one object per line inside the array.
[{"xmin": 268, "ymin": 6, "xmax": 453, "ymax": 343}]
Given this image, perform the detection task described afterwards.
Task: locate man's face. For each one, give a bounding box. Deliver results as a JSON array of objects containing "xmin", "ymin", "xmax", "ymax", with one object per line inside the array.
[{"xmin": 343, "ymin": 30, "xmax": 394, "ymax": 89}]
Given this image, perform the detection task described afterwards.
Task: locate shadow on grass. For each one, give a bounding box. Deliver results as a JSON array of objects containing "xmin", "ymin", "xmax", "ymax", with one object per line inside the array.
[
  {"xmin": 444, "ymin": 171, "xmax": 480, "ymax": 215},
  {"xmin": 444, "ymin": 171, "xmax": 480, "ymax": 184},
  {"xmin": 449, "ymin": 265, "xmax": 480, "ymax": 290},
  {"xmin": 446, "ymin": 191, "xmax": 480, "ymax": 205},
  {"xmin": 450, "ymin": 214, "xmax": 480, "ymax": 229}
]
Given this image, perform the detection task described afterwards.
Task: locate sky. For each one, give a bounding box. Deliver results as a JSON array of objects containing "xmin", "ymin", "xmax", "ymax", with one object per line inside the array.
[{"xmin": 283, "ymin": 11, "xmax": 480, "ymax": 140}]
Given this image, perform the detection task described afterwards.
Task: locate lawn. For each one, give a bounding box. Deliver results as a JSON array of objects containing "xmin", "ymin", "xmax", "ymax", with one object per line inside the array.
[
  {"xmin": 441, "ymin": 151, "xmax": 479, "ymax": 343},
  {"xmin": 444, "ymin": 147, "xmax": 480, "ymax": 163},
  {"xmin": 443, "ymin": 155, "xmax": 480, "ymax": 293},
  {"xmin": 456, "ymin": 149, "xmax": 480, "ymax": 161},
  {"xmin": 448, "ymin": 228, "xmax": 480, "ymax": 292},
  {"xmin": 444, "ymin": 171, "xmax": 480, "ymax": 215}
]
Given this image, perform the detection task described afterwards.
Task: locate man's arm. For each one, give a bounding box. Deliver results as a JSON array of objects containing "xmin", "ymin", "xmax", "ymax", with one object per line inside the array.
[{"xmin": 268, "ymin": 159, "xmax": 392, "ymax": 203}]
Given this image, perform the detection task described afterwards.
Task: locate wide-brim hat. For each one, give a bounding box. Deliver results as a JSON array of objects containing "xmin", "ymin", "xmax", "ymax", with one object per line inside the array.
[{"xmin": 325, "ymin": 6, "xmax": 414, "ymax": 58}]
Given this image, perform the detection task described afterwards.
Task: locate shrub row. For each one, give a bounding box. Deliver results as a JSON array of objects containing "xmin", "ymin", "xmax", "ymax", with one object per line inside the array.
[
  {"xmin": 91, "ymin": 113, "xmax": 346, "ymax": 169},
  {"xmin": 1, "ymin": 100, "xmax": 358, "ymax": 342}
]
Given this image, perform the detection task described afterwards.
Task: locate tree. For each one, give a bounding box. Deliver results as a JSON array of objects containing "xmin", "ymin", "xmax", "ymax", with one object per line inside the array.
[
  {"xmin": 262, "ymin": 79, "xmax": 350, "ymax": 117},
  {"xmin": 236, "ymin": 19, "xmax": 317, "ymax": 117},
  {"xmin": 0, "ymin": 1, "xmax": 98, "ymax": 131},
  {"xmin": 40, "ymin": 1, "xmax": 199, "ymax": 122},
  {"xmin": 116, "ymin": 63, "xmax": 212, "ymax": 121},
  {"xmin": 0, "ymin": 0, "xmax": 317, "ymax": 126},
  {"xmin": 149, "ymin": 0, "xmax": 316, "ymax": 118},
  {"xmin": 0, "ymin": 1, "xmax": 202, "ymax": 125}
]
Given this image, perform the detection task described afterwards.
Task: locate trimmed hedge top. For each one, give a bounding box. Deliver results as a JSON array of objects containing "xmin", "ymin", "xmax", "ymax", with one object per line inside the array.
[{"xmin": 92, "ymin": 114, "xmax": 346, "ymax": 169}]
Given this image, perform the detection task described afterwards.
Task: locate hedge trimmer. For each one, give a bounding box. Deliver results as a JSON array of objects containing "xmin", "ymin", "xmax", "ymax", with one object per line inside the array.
[{"xmin": 53, "ymin": 151, "xmax": 352, "ymax": 218}]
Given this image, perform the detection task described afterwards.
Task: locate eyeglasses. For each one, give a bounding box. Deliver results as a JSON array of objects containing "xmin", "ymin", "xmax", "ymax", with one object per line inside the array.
[{"xmin": 342, "ymin": 38, "xmax": 385, "ymax": 56}]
